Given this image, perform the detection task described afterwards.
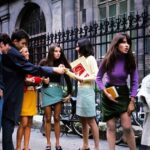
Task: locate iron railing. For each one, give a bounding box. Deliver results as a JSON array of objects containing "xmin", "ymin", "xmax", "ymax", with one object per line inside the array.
[
  {"xmin": 28, "ymin": 11, "xmax": 150, "ymax": 113},
  {"xmin": 29, "ymin": 11, "xmax": 150, "ymax": 80}
]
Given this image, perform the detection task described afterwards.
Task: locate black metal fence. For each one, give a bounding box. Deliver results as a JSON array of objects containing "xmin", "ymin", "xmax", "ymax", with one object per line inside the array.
[{"xmin": 29, "ymin": 11, "xmax": 150, "ymax": 81}]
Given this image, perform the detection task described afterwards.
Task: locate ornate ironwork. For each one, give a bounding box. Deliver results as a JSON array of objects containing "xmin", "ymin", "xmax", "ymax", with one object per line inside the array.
[{"xmin": 29, "ymin": 11, "xmax": 150, "ymax": 78}]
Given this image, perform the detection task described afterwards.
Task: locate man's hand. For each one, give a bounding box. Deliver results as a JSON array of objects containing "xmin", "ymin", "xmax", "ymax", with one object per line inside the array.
[
  {"xmin": 0, "ymin": 89, "xmax": 3, "ymax": 97},
  {"xmin": 53, "ymin": 64, "xmax": 65, "ymax": 74}
]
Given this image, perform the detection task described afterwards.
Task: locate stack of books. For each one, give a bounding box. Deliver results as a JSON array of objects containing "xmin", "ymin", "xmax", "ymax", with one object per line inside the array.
[{"xmin": 106, "ymin": 86, "xmax": 119, "ymax": 99}]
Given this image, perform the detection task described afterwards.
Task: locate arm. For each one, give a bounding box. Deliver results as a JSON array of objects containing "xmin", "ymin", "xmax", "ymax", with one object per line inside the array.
[
  {"xmin": 130, "ymin": 68, "xmax": 139, "ymax": 98},
  {"xmin": 127, "ymin": 68, "xmax": 139, "ymax": 115},
  {"xmin": 82, "ymin": 56, "xmax": 98, "ymax": 82},
  {"xmin": 63, "ymin": 74, "xmax": 72, "ymax": 102},
  {"xmin": 96, "ymin": 61, "xmax": 118, "ymax": 103},
  {"xmin": 6, "ymin": 48, "xmax": 64, "ymax": 76},
  {"xmin": 96, "ymin": 61, "xmax": 106, "ymax": 90},
  {"xmin": 64, "ymin": 74, "xmax": 72, "ymax": 95}
]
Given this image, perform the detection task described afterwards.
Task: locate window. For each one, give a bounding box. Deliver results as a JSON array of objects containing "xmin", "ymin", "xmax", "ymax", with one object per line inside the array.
[
  {"xmin": 98, "ymin": 0, "xmax": 135, "ymax": 21},
  {"xmin": 20, "ymin": 4, "xmax": 46, "ymax": 64},
  {"xmin": 119, "ymin": 0, "xmax": 127, "ymax": 17},
  {"xmin": 99, "ymin": 0, "xmax": 106, "ymax": 2},
  {"xmin": 20, "ymin": 5, "xmax": 46, "ymax": 36},
  {"xmin": 82, "ymin": 9, "xmax": 86, "ymax": 23},
  {"xmin": 109, "ymin": 3, "xmax": 116, "ymax": 19},
  {"xmin": 130, "ymin": 0, "xmax": 135, "ymax": 14},
  {"xmin": 80, "ymin": 0, "xmax": 84, "ymax": 11},
  {"xmin": 99, "ymin": 6, "xmax": 106, "ymax": 21}
]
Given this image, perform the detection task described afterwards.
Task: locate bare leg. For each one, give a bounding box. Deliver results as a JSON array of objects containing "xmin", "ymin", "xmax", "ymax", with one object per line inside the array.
[
  {"xmin": 24, "ymin": 116, "xmax": 33, "ymax": 150},
  {"xmin": 87, "ymin": 118, "xmax": 99, "ymax": 150},
  {"xmin": 16, "ymin": 117, "xmax": 27, "ymax": 150},
  {"xmin": 120, "ymin": 112, "xmax": 136, "ymax": 150},
  {"xmin": 106, "ymin": 118, "xmax": 116, "ymax": 150},
  {"xmin": 80, "ymin": 117, "xmax": 89, "ymax": 150},
  {"xmin": 54, "ymin": 102, "xmax": 62, "ymax": 147},
  {"xmin": 44, "ymin": 106, "xmax": 52, "ymax": 146}
]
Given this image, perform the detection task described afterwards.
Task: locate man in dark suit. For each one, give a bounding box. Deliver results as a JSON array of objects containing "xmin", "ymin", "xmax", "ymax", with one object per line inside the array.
[
  {"xmin": 0, "ymin": 31, "xmax": 65, "ymax": 150},
  {"xmin": 0, "ymin": 33, "xmax": 11, "ymax": 130}
]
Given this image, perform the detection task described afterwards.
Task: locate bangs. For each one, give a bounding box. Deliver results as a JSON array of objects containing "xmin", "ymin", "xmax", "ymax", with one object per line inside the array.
[{"xmin": 117, "ymin": 34, "xmax": 132, "ymax": 46}]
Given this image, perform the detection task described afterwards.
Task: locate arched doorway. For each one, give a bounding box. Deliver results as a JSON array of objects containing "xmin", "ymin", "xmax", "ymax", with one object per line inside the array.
[{"xmin": 19, "ymin": 3, "xmax": 46, "ymax": 64}]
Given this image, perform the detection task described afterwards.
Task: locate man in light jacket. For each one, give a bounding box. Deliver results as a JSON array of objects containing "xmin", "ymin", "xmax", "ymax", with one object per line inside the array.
[{"xmin": 137, "ymin": 74, "xmax": 150, "ymax": 150}]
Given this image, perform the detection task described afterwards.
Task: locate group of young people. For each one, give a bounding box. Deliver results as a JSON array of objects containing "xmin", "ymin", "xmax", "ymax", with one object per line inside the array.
[{"xmin": 0, "ymin": 29, "xmax": 139, "ymax": 150}]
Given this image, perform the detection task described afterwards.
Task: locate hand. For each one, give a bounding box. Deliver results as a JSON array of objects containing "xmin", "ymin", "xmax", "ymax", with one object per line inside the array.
[
  {"xmin": 0, "ymin": 89, "xmax": 3, "ymax": 97},
  {"xmin": 75, "ymin": 75, "xmax": 83, "ymax": 82},
  {"xmin": 63, "ymin": 94, "xmax": 71, "ymax": 103},
  {"xmin": 43, "ymin": 77, "xmax": 50, "ymax": 84},
  {"xmin": 53, "ymin": 66, "xmax": 65, "ymax": 74},
  {"xmin": 25, "ymin": 77, "xmax": 35, "ymax": 83},
  {"xmin": 127, "ymin": 99, "xmax": 135, "ymax": 115},
  {"xmin": 103, "ymin": 89, "xmax": 118, "ymax": 103},
  {"xmin": 58, "ymin": 64, "xmax": 65, "ymax": 68}
]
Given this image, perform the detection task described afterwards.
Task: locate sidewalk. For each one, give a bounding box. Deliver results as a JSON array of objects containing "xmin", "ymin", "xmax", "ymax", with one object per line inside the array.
[
  {"xmin": 0, "ymin": 115, "xmax": 141, "ymax": 150},
  {"xmin": 32, "ymin": 115, "xmax": 143, "ymax": 141},
  {"xmin": 0, "ymin": 127, "xmax": 132, "ymax": 150}
]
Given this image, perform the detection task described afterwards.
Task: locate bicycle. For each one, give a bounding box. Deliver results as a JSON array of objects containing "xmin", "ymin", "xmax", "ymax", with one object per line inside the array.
[{"xmin": 40, "ymin": 96, "xmax": 102, "ymax": 138}]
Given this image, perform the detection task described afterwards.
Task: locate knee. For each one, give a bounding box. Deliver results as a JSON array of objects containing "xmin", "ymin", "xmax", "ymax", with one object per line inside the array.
[
  {"xmin": 87, "ymin": 118, "xmax": 96, "ymax": 127},
  {"xmin": 123, "ymin": 127, "xmax": 132, "ymax": 134},
  {"xmin": 54, "ymin": 116, "xmax": 60, "ymax": 123},
  {"xmin": 20, "ymin": 123, "xmax": 27, "ymax": 128},
  {"xmin": 45, "ymin": 116, "xmax": 51, "ymax": 123},
  {"xmin": 107, "ymin": 125, "xmax": 116, "ymax": 133}
]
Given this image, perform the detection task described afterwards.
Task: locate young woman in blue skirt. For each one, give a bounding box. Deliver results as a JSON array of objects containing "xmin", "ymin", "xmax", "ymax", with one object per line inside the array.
[
  {"xmin": 39, "ymin": 43, "xmax": 72, "ymax": 150},
  {"xmin": 66, "ymin": 38, "xmax": 99, "ymax": 150}
]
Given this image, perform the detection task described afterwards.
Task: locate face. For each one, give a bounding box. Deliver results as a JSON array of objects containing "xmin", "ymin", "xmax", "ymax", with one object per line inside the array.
[
  {"xmin": 20, "ymin": 47, "xmax": 29, "ymax": 60},
  {"xmin": 75, "ymin": 43, "xmax": 80, "ymax": 52},
  {"xmin": 13, "ymin": 38, "xmax": 27, "ymax": 50},
  {"xmin": 0, "ymin": 42, "xmax": 11, "ymax": 54},
  {"xmin": 117, "ymin": 38, "xmax": 130, "ymax": 54},
  {"xmin": 53, "ymin": 47, "xmax": 61, "ymax": 59}
]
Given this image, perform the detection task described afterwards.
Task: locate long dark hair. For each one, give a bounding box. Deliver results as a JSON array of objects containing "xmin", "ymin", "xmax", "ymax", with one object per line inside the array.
[
  {"xmin": 77, "ymin": 38, "xmax": 94, "ymax": 57},
  {"xmin": 102, "ymin": 33, "xmax": 136, "ymax": 73},
  {"xmin": 41, "ymin": 43, "xmax": 71, "ymax": 69}
]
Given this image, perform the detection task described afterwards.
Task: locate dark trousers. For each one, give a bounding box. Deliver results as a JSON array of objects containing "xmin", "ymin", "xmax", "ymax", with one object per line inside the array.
[
  {"xmin": 0, "ymin": 98, "xmax": 3, "ymax": 129},
  {"xmin": 2, "ymin": 117, "xmax": 15, "ymax": 150}
]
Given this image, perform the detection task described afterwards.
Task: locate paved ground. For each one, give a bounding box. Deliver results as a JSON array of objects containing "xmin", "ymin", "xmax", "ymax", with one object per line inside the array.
[{"xmin": 0, "ymin": 127, "xmax": 140, "ymax": 150}]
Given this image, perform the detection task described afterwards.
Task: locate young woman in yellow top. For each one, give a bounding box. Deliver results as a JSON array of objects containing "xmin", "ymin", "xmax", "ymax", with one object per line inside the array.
[
  {"xmin": 16, "ymin": 47, "xmax": 43, "ymax": 150},
  {"xmin": 66, "ymin": 38, "xmax": 99, "ymax": 150}
]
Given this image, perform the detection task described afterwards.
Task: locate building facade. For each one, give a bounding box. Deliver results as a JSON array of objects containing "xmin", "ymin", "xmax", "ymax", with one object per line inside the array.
[
  {"xmin": 0, "ymin": 0, "xmax": 149, "ymax": 35},
  {"xmin": 0, "ymin": 0, "xmax": 150, "ymax": 79}
]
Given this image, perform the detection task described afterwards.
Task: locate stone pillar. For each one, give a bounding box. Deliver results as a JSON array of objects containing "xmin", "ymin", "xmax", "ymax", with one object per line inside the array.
[
  {"xmin": 0, "ymin": 5, "xmax": 10, "ymax": 33},
  {"xmin": 135, "ymin": 0, "xmax": 144, "ymax": 13},
  {"xmin": 52, "ymin": 0, "xmax": 62, "ymax": 32},
  {"xmin": 62, "ymin": 0, "xmax": 75, "ymax": 30}
]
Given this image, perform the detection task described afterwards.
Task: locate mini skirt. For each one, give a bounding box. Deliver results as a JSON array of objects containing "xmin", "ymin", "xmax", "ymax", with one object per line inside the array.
[
  {"xmin": 41, "ymin": 83, "xmax": 63, "ymax": 107},
  {"xmin": 76, "ymin": 86, "xmax": 96, "ymax": 117},
  {"xmin": 101, "ymin": 84, "xmax": 130, "ymax": 122}
]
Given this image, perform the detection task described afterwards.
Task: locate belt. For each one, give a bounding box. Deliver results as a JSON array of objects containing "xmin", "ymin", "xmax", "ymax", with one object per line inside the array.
[
  {"xmin": 106, "ymin": 83, "xmax": 128, "ymax": 89},
  {"xmin": 48, "ymin": 83, "xmax": 60, "ymax": 87},
  {"xmin": 26, "ymin": 86, "xmax": 35, "ymax": 91}
]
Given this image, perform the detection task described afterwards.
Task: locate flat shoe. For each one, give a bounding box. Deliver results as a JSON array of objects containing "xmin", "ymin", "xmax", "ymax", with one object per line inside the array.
[
  {"xmin": 56, "ymin": 146, "xmax": 63, "ymax": 150},
  {"xmin": 46, "ymin": 146, "xmax": 51, "ymax": 150}
]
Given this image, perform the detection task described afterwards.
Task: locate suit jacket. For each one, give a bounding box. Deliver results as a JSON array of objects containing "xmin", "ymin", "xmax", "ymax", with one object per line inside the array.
[
  {"xmin": 2, "ymin": 46, "xmax": 54, "ymax": 123},
  {"xmin": 0, "ymin": 54, "xmax": 4, "ymax": 91}
]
